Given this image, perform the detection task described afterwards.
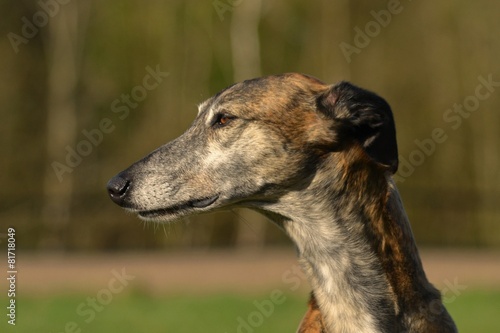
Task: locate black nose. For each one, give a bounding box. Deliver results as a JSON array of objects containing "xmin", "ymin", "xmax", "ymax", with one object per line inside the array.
[{"xmin": 107, "ymin": 174, "xmax": 130, "ymax": 206}]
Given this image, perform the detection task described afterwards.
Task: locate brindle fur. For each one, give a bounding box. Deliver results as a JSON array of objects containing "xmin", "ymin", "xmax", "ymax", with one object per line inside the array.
[{"xmin": 107, "ymin": 73, "xmax": 457, "ymax": 333}]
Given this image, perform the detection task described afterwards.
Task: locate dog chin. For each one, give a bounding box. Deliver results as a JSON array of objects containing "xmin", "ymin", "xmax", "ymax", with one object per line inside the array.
[{"xmin": 134, "ymin": 210, "xmax": 190, "ymax": 223}]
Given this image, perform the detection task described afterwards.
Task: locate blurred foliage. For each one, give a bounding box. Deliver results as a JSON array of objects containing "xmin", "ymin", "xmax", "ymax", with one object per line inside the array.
[{"xmin": 0, "ymin": 0, "xmax": 499, "ymax": 250}]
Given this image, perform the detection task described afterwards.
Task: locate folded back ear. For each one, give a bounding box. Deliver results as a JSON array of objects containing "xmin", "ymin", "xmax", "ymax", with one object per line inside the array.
[{"xmin": 317, "ymin": 81, "xmax": 398, "ymax": 174}]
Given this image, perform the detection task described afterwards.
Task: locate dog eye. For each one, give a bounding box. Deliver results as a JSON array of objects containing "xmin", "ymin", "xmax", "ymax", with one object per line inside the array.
[{"xmin": 213, "ymin": 113, "xmax": 235, "ymax": 128}]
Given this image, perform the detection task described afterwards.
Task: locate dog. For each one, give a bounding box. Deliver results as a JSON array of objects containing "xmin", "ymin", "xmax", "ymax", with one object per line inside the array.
[{"xmin": 107, "ymin": 73, "xmax": 457, "ymax": 332}]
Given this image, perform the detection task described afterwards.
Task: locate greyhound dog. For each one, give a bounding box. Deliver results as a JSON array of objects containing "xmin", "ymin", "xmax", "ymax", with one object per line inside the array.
[{"xmin": 107, "ymin": 73, "xmax": 457, "ymax": 333}]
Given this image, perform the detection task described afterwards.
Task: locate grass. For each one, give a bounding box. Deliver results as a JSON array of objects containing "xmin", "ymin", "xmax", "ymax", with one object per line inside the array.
[
  {"xmin": 3, "ymin": 289, "xmax": 499, "ymax": 332},
  {"xmin": 445, "ymin": 289, "xmax": 500, "ymax": 333}
]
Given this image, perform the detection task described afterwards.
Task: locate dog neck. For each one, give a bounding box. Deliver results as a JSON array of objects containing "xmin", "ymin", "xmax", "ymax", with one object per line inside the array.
[{"xmin": 259, "ymin": 150, "xmax": 457, "ymax": 333}]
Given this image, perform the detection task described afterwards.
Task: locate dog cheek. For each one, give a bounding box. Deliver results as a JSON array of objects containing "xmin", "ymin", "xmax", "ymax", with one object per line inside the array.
[{"xmin": 302, "ymin": 122, "xmax": 340, "ymax": 152}]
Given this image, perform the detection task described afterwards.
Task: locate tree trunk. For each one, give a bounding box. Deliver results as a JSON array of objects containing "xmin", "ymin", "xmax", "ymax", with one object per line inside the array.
[{"xmin": 41, "ymin": 1, "xmax": 90, "ymax": 249}]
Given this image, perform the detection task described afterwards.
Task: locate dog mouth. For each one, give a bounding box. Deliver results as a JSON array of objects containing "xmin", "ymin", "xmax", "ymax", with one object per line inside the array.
[{"xmin": 137, "ymin": 194, "xmax": 219, "ymax": 220}]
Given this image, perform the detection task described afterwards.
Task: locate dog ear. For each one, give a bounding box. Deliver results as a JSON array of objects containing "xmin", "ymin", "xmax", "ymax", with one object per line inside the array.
[{"xmin": 317, "ymin": 81, "xmax": 398, "ymax": 174}]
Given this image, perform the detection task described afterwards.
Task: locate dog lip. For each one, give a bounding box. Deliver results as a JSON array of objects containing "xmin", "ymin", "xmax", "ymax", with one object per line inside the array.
[
  {"xmin": 137, "ymin": 194, "xmax": 219, "ymax": 219},
  {"xmin": 190, "ymin": 195, "xmax": 219, "ymax": 208}
]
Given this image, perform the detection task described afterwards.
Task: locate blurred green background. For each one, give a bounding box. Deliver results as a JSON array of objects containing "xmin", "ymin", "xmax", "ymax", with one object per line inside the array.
[
  {"xmin": 11, "ymin": 290, "xmax": 500, "ymax": 333},
  {"xmin": 1, "ymin": 0, "xmax": 499, "ymax": 250},
  {"xmin": 1, "ymin": 1, "xmax": 500, "ymax": 332}
]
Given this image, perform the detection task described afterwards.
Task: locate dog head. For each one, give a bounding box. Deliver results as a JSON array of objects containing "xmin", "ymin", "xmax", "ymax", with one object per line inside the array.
[{"xmin": 107, "ymin": 73, "xmax": 398, "ymax": 222}]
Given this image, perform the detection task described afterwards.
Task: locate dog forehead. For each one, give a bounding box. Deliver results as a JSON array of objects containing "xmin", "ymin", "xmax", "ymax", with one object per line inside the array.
[
  {"xmin": 223, "ymin": 73, "xmax": 326, "ymax": 98},
  {"xmin": 197, "ymin": 73, "xmax": 328, "ymax": 120}
]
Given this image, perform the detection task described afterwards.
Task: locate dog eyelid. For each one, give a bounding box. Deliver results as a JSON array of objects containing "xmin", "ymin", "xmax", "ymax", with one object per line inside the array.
[{"xmin": 213, "ymin": 113, "xmax": 236, "ymax": 128}]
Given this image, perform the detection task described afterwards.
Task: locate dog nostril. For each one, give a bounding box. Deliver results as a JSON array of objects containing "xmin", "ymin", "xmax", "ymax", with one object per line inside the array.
[{"xmin": 106, "ymin": 175, "xmax": 130, "ymax": 205}]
